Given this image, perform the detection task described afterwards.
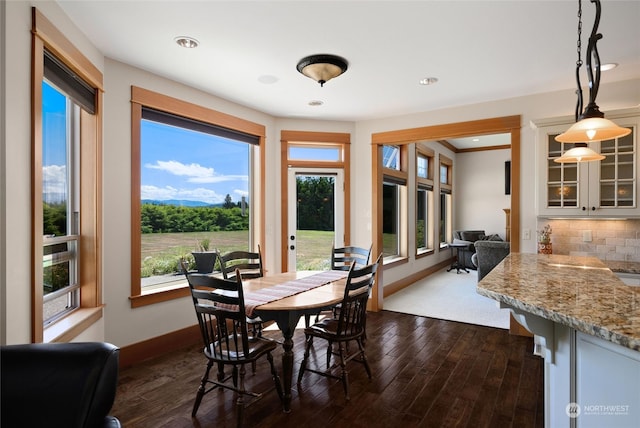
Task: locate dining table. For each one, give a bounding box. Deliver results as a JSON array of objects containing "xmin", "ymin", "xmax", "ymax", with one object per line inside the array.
[{"xmin": 241, "ymin": 270, "xmax": 349, "ymax": 413}]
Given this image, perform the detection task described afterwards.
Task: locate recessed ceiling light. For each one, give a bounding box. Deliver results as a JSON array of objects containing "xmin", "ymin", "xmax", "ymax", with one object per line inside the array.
[
  {"xmin": 258, "ymin": 75, "xmax": 279, "ymax": 84},
  {"xmin": 419, "ymin": 77, "xmax": 438, "ymax": 86},
  {"xmin": 308, "ymin": 100, "xmax": 324, "ymax": 107},
  {"xmin": 174, "ymin": 36, "xmax": 199, "ymax": 49},
  {"xmin": 600, "ymin": 63, "xmax": 618, "ymax": 71}
]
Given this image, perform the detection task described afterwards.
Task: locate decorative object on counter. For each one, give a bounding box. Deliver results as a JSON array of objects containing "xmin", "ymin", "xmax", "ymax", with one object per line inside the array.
[
  {"xmin": 537, "ymin": 224, "xmax": 553, "ymax": 254},
  {"xmin": 554, "ymin": 0, "xmax": 630, "ymax": 163}
]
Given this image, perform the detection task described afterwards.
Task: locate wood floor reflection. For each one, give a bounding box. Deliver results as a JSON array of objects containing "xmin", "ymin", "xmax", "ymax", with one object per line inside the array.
[{"xmin": 111, "ymin": 310, "xmax": 544, "ymax": 428}]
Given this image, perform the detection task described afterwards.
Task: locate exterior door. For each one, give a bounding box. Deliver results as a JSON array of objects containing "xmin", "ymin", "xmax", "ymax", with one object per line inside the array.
[{"xmin": 287, "ymin": 168, "xmax": 344, "ymax": 271}]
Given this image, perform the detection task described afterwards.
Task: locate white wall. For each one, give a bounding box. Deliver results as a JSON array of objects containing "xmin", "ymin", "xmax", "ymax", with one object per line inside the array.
[
  {"xmin": 455, "ymin": 148, "xmax": 511, "ymax": 239},
  {"xmin": 1, "ymin": 1, "xmax": 105, "ymax": 344},
  {"xmin": 2, "ymin": 1, "xmax": 640, "ymax": 346}
]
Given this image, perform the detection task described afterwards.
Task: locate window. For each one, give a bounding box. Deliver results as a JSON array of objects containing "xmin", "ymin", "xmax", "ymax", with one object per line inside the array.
[
  {"xmin": 32, "ymin": 8, "xmax": 104, "ymax": 342},
  {"xmin": 382, "ymin": 145, "xmax": 407, "ymax": 260},
  {"xmin": 41, "ymin": 80, "xmax": 81, "ymax": 325},
  {"xmin": 130, "ymin": 87, "xmax": 265, "ymax": 307},
  {"xmin": 289, "ymin": 143, "xmax": 342, "ymax": 162},
  {"xmin": 416, "ymin": 147, "xmax": 434, "ymax": 254},
  {"xmin": 439, "ymin": 155, "xmax": 453, "ymax": 245},
  {"xmin": 383, "ymin": 145, "xmax": 401, "ymax": 170}
]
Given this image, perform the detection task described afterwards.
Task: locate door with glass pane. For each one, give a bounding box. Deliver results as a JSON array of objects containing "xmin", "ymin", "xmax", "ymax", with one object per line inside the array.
[{"xmin": 287, "ymin": 168, "xmax": 344, "ymax": 271}]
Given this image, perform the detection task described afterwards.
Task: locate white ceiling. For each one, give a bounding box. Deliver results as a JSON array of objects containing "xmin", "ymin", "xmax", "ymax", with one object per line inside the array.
[{"xmin": 57, "ymin": 0, "xmax": 640, "ymax": 126}]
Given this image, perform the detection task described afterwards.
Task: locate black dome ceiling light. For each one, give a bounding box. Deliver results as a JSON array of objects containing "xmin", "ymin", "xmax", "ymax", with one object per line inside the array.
[{"xmin": 296, "ymin": 54, "xmax": 348, "ymax": 87}]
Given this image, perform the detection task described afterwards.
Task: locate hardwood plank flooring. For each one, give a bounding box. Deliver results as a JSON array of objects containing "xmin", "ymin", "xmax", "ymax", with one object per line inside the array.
[{"xmin": 111, "ymin": 311, "xmax": 544, "ymax": 427}]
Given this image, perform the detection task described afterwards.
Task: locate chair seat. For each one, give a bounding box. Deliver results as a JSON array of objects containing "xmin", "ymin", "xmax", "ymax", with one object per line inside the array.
[
  {"xmin": 305, "ymin": 319, "xmax": 364, "ymax": 341},
  {"xmin": 205, "ymin": 336, "xmax": 278, "ymax": 362}
]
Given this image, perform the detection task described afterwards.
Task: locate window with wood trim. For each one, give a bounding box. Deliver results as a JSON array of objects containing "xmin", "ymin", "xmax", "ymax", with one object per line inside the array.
[
  {"xmin": 382, "ymin": 145, "xmax": 407, "ymax": 260},
  {"xmin": 32, "ymin": 8, "xmax": 104, "ymax": 342},
  {"xmin": 416, "ymin": 146, "xmax": 434, "ymax": 254},
  {"xmin": 439, "ymin": 154, "xmax": 453, "ymax": 246},
  {"xmin": 130, "ymin": 87, "xmax": 264, "ymax": 307}
]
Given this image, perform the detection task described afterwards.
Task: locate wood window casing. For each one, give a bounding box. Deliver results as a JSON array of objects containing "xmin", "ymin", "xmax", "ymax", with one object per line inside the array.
[
  {"xmin": 129, "ymin": 86, "xmax": 266, "ymax": 307},
  {"xmin": 371, "ymin": 115, "xmax": 522, "ymax": 311},
  {"xmin": 32, "ymin": 8, "xmax": 104, "ymax": 342},
  {"xmin": 280, "ymin": 131, "xmax": 351, "ymax": 272}
]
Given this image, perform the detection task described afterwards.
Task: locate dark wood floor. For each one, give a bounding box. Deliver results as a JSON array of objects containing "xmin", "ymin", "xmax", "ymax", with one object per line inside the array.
[{"xmin": 111, "ymin": 311, "xmax": 544, "ymax": 427}]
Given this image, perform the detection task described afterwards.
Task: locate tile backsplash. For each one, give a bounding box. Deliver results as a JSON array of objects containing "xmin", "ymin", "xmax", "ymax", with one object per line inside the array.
[{"xmin": 537, "ymin": 219, "xmax": 640, "ymax": 262}]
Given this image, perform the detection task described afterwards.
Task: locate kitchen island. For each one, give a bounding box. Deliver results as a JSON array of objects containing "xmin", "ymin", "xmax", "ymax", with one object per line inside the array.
[{"xmin": 477, "ymin": 253, "xmax": 639, "ymax": 428}]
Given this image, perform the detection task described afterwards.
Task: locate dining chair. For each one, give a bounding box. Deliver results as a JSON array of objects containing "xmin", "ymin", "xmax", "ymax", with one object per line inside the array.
[
  {"xmin": 219, "ymin": 246, "xmax": 265, "ymax": 340},
  {"xmin": 330, "ymin": 244, "xmax": 372, "ymax": 271},
  {"xmin": 297, "ymin": 255, "xmax": 380, "ymax": 400},
  {"xmin": 183, "ymin": 267, "xmax": 283, "ymax": 427},
  {"xmin": 305, "ymin": 244, "xmax": 372, "ymax": 327}
]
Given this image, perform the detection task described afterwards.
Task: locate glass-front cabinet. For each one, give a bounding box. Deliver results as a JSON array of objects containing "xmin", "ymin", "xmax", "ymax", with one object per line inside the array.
[{"xmin": 535, "ymin": 109, "xmax": 639, "ymax": 217}]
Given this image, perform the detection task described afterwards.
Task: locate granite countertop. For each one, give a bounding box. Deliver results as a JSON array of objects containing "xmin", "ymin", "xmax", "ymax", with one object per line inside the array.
[
  {"xmin": 604, "ymin": 260, "xmax": 640, "ymax": 275},
  {"xmin": 477, "ymin": 253, "xmax": 640, "ymax": 351}
]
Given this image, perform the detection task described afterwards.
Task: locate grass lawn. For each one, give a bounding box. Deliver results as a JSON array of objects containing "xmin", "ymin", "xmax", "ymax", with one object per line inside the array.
[{"xmin": 140, "ymin": 229, "xmax": 336, "ymax": 275}]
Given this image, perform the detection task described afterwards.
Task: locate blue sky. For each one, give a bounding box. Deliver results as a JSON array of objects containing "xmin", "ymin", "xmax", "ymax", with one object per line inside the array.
[
  {"xmin": 42, "ymin": 81, "xmax": 68, "ymax": 203},
  {"xmin": 141, "ymin": 120, "xmax": 249, "ymax": 205}
]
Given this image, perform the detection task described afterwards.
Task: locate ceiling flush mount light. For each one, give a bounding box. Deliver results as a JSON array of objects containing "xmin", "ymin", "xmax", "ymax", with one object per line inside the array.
[
  {"xmin": 174, "ymin": 36, "xmax": 199, "ymax": 49},
  {"xmin": 555, "ymin": 0, "xmax": 630, "ymax": 163},
  {"xmin": 296, "ymin": 54, "xmax": 348, "ymax": 87}
]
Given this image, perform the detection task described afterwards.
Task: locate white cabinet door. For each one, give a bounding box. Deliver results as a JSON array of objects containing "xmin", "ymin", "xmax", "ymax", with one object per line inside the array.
[{"xmin": 575, "ymin": 332, "xmax": 640, "ymax": 428}]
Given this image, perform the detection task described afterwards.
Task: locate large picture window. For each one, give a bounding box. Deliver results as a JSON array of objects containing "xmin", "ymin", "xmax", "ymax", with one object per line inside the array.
[{"xmin": 130, "ymin": 87, "xmax": 265, "ymax": 307}]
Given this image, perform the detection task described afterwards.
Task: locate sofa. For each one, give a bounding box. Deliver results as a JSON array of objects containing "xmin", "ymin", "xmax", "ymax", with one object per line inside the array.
[
  {"xmin": 452, "ymin": 230, "xmax": 503, "ymax": 269},
  {"xmin": 473, "ymin": 240, "xmax": 511, "ymax": 281},
  {"xmin": 1, "ymin": 342, "xmax": 121, "ymax": 428}
]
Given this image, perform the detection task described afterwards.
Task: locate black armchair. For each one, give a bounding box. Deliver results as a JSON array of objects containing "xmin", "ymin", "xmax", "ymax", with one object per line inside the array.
[{"xmin": 1, "ymin": 342, "xmax": 121, "ymax": 428}]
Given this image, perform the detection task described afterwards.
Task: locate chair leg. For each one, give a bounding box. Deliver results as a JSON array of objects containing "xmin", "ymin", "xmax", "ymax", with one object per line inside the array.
[
  {"xmin": 235, "ymin": 364, "xmax": 246, "ymax": 428},
  {"xmin": 326, "ymin": 340, "xmax": 334, "ymax": 368},
  {"xmin": 232, "ymin": 366, "xmax": 239, "ymax": 387},
  {"xmin": 217, "ymin": 362, "xmax": 225, "ymax": 381},
  {"xmin": 267, "ymin": 352, "xmax": 284, "ymax": 401},
  {"xmin": 192, "ymin": 360, "xmax": 213, "ymax": 417},
  {"xmin": 357, "ymin": 338, "xmax": 372, "ymax": 379},
  {"xmin": 338, "ymin": 343, "xmax": 350, "ymax": 400},
  {"xmin": 297, "ymin": 335, "xmax": 313, "ymax": 384}
]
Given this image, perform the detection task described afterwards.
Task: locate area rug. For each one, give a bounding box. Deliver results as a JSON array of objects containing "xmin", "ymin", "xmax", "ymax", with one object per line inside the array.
[{"xmin": 383, "ymin": 267, "xmax": 510, "ymax": 329}]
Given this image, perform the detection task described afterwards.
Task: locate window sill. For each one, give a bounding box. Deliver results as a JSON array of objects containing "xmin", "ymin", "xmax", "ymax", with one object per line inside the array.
[
  {"xmin": 382, "ymin": 256, "xmax": 408, "ymax": 268},
  {"xmin": 130, "ymin": 283, "xmax": 191, "ymax": 308},
  {"xmin": 44, "ymin": 306, "xmax": 104, "ymax": 343}
]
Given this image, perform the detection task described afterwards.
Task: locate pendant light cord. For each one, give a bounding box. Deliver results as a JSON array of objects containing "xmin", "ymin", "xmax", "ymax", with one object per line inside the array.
[{"xmin": 574, "ymin": 0, "xmax": 583, "ymax": 122}]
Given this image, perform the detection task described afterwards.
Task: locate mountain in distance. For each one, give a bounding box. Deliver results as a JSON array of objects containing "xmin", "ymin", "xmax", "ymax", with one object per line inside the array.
[{"xmin": 142, "ymin": 199, "xmax": 222, "ymax": 207}]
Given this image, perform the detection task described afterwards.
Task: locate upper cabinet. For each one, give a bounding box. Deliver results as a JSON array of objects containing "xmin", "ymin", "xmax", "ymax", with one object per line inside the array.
[{"xmin": 534, "ymin": 109, "xmax": 639, "ymax": 217}]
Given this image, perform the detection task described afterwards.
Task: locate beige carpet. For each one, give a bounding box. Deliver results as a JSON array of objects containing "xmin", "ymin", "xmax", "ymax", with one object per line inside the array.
[{"xmin": 383, "ymin": 266, "xmax": 510, "ymax": 329}]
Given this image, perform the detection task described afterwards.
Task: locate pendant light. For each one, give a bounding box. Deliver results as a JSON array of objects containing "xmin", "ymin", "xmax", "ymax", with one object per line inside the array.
[{"xmin": 554, "ymin": 0, "xmax": 630, "ymax": 164}]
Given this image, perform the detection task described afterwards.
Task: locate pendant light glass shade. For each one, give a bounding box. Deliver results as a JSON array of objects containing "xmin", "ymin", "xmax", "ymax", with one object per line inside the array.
[
  {"xmin": 553, "ymin": 143, "xmax": 605, "ymax": 163},
  {"xmin": 555, "ymin": 117, "xmax": 631, "ymax": 143}
]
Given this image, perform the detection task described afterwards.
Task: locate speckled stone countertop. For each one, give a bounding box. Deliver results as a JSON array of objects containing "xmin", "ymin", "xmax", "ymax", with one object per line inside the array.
[
  {"xmin": 477, "ymin": 253, "xmax": 640, "ymax": 352},
  {"xmin": 605, "ymin": 260, "xmax": 640, "ymax": 275}
]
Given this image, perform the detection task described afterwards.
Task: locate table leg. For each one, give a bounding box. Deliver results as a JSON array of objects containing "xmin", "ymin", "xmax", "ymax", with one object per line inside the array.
[
  {"xmin": 280, "ymin": 332, "xmax": 294, "ymax": 413},
  {"xmin": 260, "ymin": 311, "xmax": 301, "ymax": 413}
]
